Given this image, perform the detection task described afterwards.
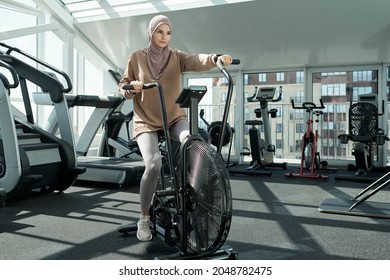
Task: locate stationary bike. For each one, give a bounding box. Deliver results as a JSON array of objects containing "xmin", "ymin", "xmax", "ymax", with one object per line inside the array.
[
  {"xmin": 244, "ymin": 86, "xmax": 287, "ymax": 170},
  {"xmin": 117, "ymin": 58, "xmax": 239, "ymax": 260},
  {"xmin": 285, "ymin": 99, "xmax": 329, "ymax": 179}
]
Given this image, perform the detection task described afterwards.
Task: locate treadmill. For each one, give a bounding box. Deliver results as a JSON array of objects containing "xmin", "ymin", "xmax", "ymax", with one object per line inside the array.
[
  {"xmin": 60, "ymin": 94, "xmax": 144, "ymax": 187},
  {"xmin": 28, "ymin": 63, "xmax": 144, "ymax": 188}
]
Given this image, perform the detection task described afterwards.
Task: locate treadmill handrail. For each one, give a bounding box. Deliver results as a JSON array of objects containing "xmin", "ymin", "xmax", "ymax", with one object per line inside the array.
[
  {"xmin": 0, "ymin": 52, "xmax": 65, "ymax": 104},
  {"xmin": 0, "ymin": 42, "xmax": 72, "ymax": 93},
  {"xmin": 66, "ymin": 94, "xmax": 124, "ymax": 108},
  {"xmin": 0, "ymin": 60, "xmax": 19, "ymax": 89}
]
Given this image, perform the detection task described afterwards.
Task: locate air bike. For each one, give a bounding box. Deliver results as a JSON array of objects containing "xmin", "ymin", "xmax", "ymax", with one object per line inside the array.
[{"xmin": 117, "ymin": 58, "xmax": 240, "ymax": 260}]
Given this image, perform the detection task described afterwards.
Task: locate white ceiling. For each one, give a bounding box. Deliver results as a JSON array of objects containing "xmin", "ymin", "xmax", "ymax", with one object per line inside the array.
[
  {"xmin": 39, "ymin": 0, "xmax": 390, "ymax": 71},
  {"xmin": 60, "ymin": 0, "xmax": 253, "ymax": 23}
]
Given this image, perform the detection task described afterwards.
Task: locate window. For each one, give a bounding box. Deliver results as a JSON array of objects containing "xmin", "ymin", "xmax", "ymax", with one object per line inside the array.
[
  {"xmin": 1, "ymin": 7, "xmax": 37, "ymax": 123},
  {"xmin": 276, "ymin": 139, "xmax": 283, "ymax": 149},
  {"xmin": 296, "ymin": 123, "xmax": 305, "ymax": 133},
  {"xmin": 276, "ymin": 72, "xmax": 284, "ymax": 82},
  {"xmin": 258, "ymin": 73, "xmax": 266, "ymax": 82},
  {"xmin": 276, "ymin": 106, "xmax": 282, "ymax": 117},
  {"xmin": 352, "ymin": 87, "xmax": 374, "ymax": 101},
  {"xmin": 295, "ymin": 91, "xmax": 304, "ymax": 103},
  {"xmin": 296, "ymin": 71, "xmax": 304, "ymax": 83},
  {"xmin": 353, "ymin": 71, "xmax": 373, "ymax": 82},
  {"xmin": 244, "ymin": 74, "xmax": 249, "ymax": 85},
  {"xmin": 276, "ymin": 123, "xmax": 283, "ymax": 133},
  {"xmin": 290, "ymin": 109, "xmax": 304, "ymax": 120},
  {"xmin": 321, "ymin": 84, "xmax": 346, "ymax": 96},
  {"xmin": 221, "ymin": 92, "xmax": 227, "ymax": 102},
  {"xmin": 321, "ymin": 72, "xmax": 347, "ymax": 76},
  {"xmin": 313, "ymin": 68, "xmax": 379, "ymax": 160}
]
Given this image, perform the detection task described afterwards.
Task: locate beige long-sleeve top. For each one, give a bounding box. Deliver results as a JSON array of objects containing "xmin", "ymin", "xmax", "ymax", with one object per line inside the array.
[{"xmin": 119, "ymin": 48, "xmax": 216, "ymax": 138}]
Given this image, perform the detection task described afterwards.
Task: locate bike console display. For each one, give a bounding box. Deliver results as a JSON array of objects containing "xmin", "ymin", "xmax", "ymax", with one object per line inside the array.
[
  {"xmin": 176, "ymin": 85, "xmax": 207, "ymax": 108},
  {"xmin": 256, "ymin": 87, "xmax": 276, "ymax": 100}
]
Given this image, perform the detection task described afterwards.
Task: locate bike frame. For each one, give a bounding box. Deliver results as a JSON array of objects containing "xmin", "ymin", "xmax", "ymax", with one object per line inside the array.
[{"xmin": 299, "ymin": 109, "xmax": 317, "ymax": 175}]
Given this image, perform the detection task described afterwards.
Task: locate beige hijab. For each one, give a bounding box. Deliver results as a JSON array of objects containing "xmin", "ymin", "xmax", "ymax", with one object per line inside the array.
[{"xmin": 147, "ymin": 15, "xmax": 172, "ymax": 80}]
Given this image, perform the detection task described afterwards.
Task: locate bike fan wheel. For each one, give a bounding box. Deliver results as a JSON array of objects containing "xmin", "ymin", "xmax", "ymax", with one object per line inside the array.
[{"xmin": 182, "ymin": 140, "xmax": 232, "ymax": 254}]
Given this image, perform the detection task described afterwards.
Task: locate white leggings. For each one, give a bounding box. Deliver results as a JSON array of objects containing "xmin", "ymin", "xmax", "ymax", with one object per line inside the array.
[{"xmin": 136, "ymin": 119, "xmax": 189, "ymax": 214}]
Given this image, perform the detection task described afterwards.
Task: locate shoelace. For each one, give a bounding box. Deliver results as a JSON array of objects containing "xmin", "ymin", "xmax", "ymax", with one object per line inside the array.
[{"xmin": 139, "ymin": 219, "xmax": 151, "ymax": 230}]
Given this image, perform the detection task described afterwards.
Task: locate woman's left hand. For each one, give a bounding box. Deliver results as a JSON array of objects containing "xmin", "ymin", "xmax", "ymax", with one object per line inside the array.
[{"xmin": 218, "ymin": 54, "xmax": 233, "ymax": 66}]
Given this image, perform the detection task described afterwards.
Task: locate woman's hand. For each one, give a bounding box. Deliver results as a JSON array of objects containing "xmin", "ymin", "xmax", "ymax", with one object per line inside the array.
[
  {"xmin": 130, "ymin": 80, "xmax": 144, "ymax": 93},
  {"xmin": 119, "ymin": 80, "xmax": 144, "ymax": 99},
  {"xmin": 217, "ymin": 54, "xmax": 233, "ymax": 66}
]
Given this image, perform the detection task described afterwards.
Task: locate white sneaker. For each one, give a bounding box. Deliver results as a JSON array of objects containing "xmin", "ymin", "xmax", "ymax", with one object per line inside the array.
[{"xmin": 137, "ymin": 215, "xmax": 152, "ymax": 241}]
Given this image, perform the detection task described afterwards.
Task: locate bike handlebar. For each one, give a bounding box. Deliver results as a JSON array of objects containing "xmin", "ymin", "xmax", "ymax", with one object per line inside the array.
[
  {"xmin": 121, "ymin": 56, "xmax": 240, "ymax": 91},
  {"xmin": 213, "ymin": 54, "xmax": 240, "ymax": 66},
  {"xmin": 122, "ymin": 82, "xmax": 158, "ymax": 91},
  {"xmin": 291, "ymin": 99, "xmax": 325, "ymax": 110}
]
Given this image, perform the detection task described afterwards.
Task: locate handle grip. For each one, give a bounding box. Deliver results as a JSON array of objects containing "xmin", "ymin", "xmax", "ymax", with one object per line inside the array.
[
  {"xmin": 122, "ymin": 82, "xmax": 158, "ymax": 91},
  {"xmin": 0, "ymin": 60, "xmax": 19, "ymax": 88},
  {"xmin": 213, "ymin": 54, "xmax": 240, "ymax": 65}
]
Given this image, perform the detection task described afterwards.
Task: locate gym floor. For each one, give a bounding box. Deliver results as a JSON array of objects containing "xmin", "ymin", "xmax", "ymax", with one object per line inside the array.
[{"xmin": 1, "ymin": 164, "xmax": 390, "ymax": 260}]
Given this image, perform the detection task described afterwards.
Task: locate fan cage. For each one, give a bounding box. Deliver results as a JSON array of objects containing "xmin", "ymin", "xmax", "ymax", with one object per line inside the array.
[{"xmin": 183, "ymin": 140, "xmax": 232, "ymax": 254}]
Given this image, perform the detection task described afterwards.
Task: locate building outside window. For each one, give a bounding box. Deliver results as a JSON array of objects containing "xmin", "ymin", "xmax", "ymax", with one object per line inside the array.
[{"xmin": 313, "ymin": 69, "xmax": 379, "ymax": 160}]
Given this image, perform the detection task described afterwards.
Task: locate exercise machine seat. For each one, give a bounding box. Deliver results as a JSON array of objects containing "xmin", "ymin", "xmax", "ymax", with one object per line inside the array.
[{"xmin": 339, "ymin": 102, "xmax": 387, "ymax": 144}]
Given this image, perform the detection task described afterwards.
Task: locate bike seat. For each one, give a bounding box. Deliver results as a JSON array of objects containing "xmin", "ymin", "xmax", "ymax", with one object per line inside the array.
[{"xmin": 245, "ymin": 120, "xmax": 263, "ymax": 126}]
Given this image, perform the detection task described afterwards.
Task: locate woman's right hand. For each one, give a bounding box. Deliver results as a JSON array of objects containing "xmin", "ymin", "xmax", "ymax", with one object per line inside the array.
[
  {"xmin": 130, "ymin": 80, "xmax": 144, "ymax": 93},
  {"xmin": 119, "ymin": 80, "xmax": 143, "ymax": 99}
]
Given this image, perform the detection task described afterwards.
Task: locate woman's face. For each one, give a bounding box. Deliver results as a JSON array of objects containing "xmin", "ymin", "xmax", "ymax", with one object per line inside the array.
[{"xmin": 152, "ymin": 23, "xmax": 171, "ymax": 48}]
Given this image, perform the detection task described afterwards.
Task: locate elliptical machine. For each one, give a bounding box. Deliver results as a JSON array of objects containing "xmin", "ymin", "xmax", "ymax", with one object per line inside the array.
[{"xmin": 117, "ymin": 58, "xmax": 239, "ymax": 260}]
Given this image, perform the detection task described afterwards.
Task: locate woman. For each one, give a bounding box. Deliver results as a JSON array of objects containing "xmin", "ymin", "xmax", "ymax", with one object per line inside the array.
[{"xmin": 119, "ymin": 14, "xmax": 233, "ymax": 241}]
